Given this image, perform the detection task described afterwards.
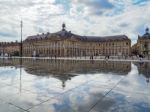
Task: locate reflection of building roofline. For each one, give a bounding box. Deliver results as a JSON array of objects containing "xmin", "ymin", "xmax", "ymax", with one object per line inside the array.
[
  {"xmin": 134, "ymin": 62, "xmax": 150, "ymax": 85},
  {"xmin": 134, "ymin": 62, "xmax": 150, "ymax": 77},
  {"xmin": 0, "ymin": 58, "xmax": 131, "ymax": 75}
]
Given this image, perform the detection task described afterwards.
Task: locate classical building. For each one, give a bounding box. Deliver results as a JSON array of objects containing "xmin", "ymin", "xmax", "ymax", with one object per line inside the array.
[
  {"xmin": 132, "ymin": 27, "xmax": 150, "ymax": 56},
  {"xmin": 0, "ymin": 41, "xmax": 20, "ymax": 56},
  {"xmin": 23, "ymin": 24, "xmax": 131, "ymax": 57},
  {"xmin": 0, "ymin": 24, "xmax": 131, "ymax": 57}
]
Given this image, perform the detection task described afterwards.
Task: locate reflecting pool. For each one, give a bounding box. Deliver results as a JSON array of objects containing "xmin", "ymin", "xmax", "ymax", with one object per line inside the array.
[{"xmin": 0, "ymin": 58, "xmax": 150, "ymax": 112}]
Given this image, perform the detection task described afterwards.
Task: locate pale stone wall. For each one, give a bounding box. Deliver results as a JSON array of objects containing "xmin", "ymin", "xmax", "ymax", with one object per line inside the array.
[
  {"xmin": 0, "ymin": 42, "xmax": 20, "ymax": 56},
  {"xmin": 22, "ymin": 36, "xmax": 131, "ymax": 57},
  {"xmin": 0, "ymin": 34, "xmax": 131, "ymax": 57}
]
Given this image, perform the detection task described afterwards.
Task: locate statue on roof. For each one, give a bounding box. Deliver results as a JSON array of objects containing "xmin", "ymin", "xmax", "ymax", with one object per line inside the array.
[
  {"xmin": 62, "ymin": 23, "xmax": 66, "ymax": 31},
  {"xmin": 146, "ymin": 27, "xmax": 149, "ymax": 34}
]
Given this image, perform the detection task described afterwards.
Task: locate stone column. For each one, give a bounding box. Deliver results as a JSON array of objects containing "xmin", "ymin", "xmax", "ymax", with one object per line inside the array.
[
  {"xmin": 72, "ymin": 44, "xmax": 73, "ymax": 57},
  {"xmin": 56, "ymin": 42, "xmax": 58, "ymax": 57},
  {"xmin": 75, "ymin": 44, "xmax": 77, "ymax": 57},
  {"xmin": 60, "ymin": 42, "xmax": 61, "ymax": 57}
]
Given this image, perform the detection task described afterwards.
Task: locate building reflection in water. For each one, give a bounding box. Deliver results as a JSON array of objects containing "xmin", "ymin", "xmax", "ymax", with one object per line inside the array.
[
  {"xmin": 134, "ymin": 62, "xmax": 150, "ymax": 85},
  {"xmin": 0, "ymin": 58, "xmax": 131, "ymax": 88},
  {"xmin": 19, "ymin": 58, "xmax": 22, "ymax": 94},
  {"xmin": 1, "ymin": 59, "xmax": 150, "ymax": 112}
]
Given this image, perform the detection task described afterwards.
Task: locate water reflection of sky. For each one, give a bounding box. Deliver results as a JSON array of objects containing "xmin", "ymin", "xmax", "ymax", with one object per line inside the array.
[{"xmin": 0, "ymin": 59, "xmax": 150, "ymax": 112}]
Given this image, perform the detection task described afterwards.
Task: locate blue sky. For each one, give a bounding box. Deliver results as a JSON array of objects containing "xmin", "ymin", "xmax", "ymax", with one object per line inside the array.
[{"xmin": 0, "ymin": 0, "xmax": 149, "ymax": 45}]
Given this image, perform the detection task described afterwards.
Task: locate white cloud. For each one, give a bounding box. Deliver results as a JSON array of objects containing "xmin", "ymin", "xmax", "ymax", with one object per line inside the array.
[{"xmin": 0, "ymin": 0, "xmax": 149, "ymax": 45}]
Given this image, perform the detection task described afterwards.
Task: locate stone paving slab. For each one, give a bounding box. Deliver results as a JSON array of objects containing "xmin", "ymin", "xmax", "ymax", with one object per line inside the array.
[
  {"xmin": 0, "ymin": 100, "xmax": 26, "ymax": 112},
  {"xmin": 29, "ymin": 84, "xmax": 111, "ymax": 112},
  {"xmin": 0, "ymin": 89, "xmax": 50, "ymax": 110},
  {"xmin": 90, "ymin": 89, "xmax": 150, "ymax": 112}
]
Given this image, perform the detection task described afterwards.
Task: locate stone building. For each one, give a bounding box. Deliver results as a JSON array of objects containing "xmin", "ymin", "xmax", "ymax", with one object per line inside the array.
[
  {"xmin": 132, "ymin": 27, "xmax": 150, "ymax": 56},
  {"xmin": 23, "ymin": 24, "xmax": 131, "ymax": 57},
  {"xmin": 0, "ymin": 41, "xmax": 20, "ymax": 56}
]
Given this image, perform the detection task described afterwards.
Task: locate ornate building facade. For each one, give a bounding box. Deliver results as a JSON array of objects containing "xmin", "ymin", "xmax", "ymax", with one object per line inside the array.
[
  {"xmin": 132, "ymin": 27, "xmax": 150, "ymax": 56},
  {"xmin": 23, "ymin": 24, "xmax": 131, "ymax": 57},
  {"xmin": 0, "ymin": 24, "xmax": 131, "ymax": 57}
]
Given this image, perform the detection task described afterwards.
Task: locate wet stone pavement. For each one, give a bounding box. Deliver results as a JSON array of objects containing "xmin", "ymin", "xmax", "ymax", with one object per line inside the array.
[{"xmin": 0, "ymin": 58, "xmax": 150, "ymax": 112}]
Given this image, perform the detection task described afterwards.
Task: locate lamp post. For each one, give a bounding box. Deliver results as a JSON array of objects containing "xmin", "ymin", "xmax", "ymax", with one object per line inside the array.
[
  {"xmin": 20, "ymin": 20, "xmax": 23, "ymax": 57},
  {"xmin": 19, "ymin": 20, "xmax": 23, "ymax": 93}
]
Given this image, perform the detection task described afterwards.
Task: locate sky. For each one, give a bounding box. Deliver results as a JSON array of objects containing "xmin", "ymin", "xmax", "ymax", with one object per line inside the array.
[{"xmin": 0, "ymin": 0, "xmax": 150, "ymax": 45}]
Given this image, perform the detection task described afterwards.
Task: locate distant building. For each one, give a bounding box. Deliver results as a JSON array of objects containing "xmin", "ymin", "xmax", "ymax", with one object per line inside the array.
[
  {"xmin": 23, "ymin": 24, "xmax": 131, "ymax": 57},
  {"xmin": 0, "ymin": 41, "xmax": 20, "ymax": 56},
  {"xmin": 132, "ymin": 27, "xmax": 150, "ymax": 56}
]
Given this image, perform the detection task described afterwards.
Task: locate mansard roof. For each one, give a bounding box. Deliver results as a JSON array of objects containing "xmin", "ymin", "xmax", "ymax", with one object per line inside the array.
[
  {"xmin": 0, "ymin": 41, "xmax": 20, "ymax": 46},
  {"xmin": 26, "ymin": 33, "xmax": 48, "ymax": 40},
  {"xmin": 83, "ymin": 35, "xmax": 129, "ymax": 42},
  {"xmin": 141, "ymin": 33, "xmax": 150, "ymax": 39},
  {"xmin": 26, "ymin": 29, "xmax": 130, "ymax": 42}
]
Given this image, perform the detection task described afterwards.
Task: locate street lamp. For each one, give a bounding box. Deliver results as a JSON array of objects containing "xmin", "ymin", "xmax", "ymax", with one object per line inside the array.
[
  {"xmin": 20, "ymin": 20, "xmax": 23, "ymax": 57},
  {"xmin": 19, "ymin": 20, "xmax": 23, "ymax": 93}
]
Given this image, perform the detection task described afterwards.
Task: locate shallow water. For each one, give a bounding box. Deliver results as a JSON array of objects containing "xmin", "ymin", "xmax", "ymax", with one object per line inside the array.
[{"xmin": 0, "ymin": 58, "xmax": 150, "ymax": 112}]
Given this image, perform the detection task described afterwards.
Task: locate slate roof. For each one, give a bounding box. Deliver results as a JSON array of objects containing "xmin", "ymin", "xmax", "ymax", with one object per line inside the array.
[
  {"xmin": 83, "ymin": 35, "xmax": 129, "ymax": 42},
  {"xmin": 141, "ymin": 33, "xmax": 150, "ymax": 39},
  {"xmin": 26, "ymin": 29, "xmax": 130, "ymax": 42}
]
